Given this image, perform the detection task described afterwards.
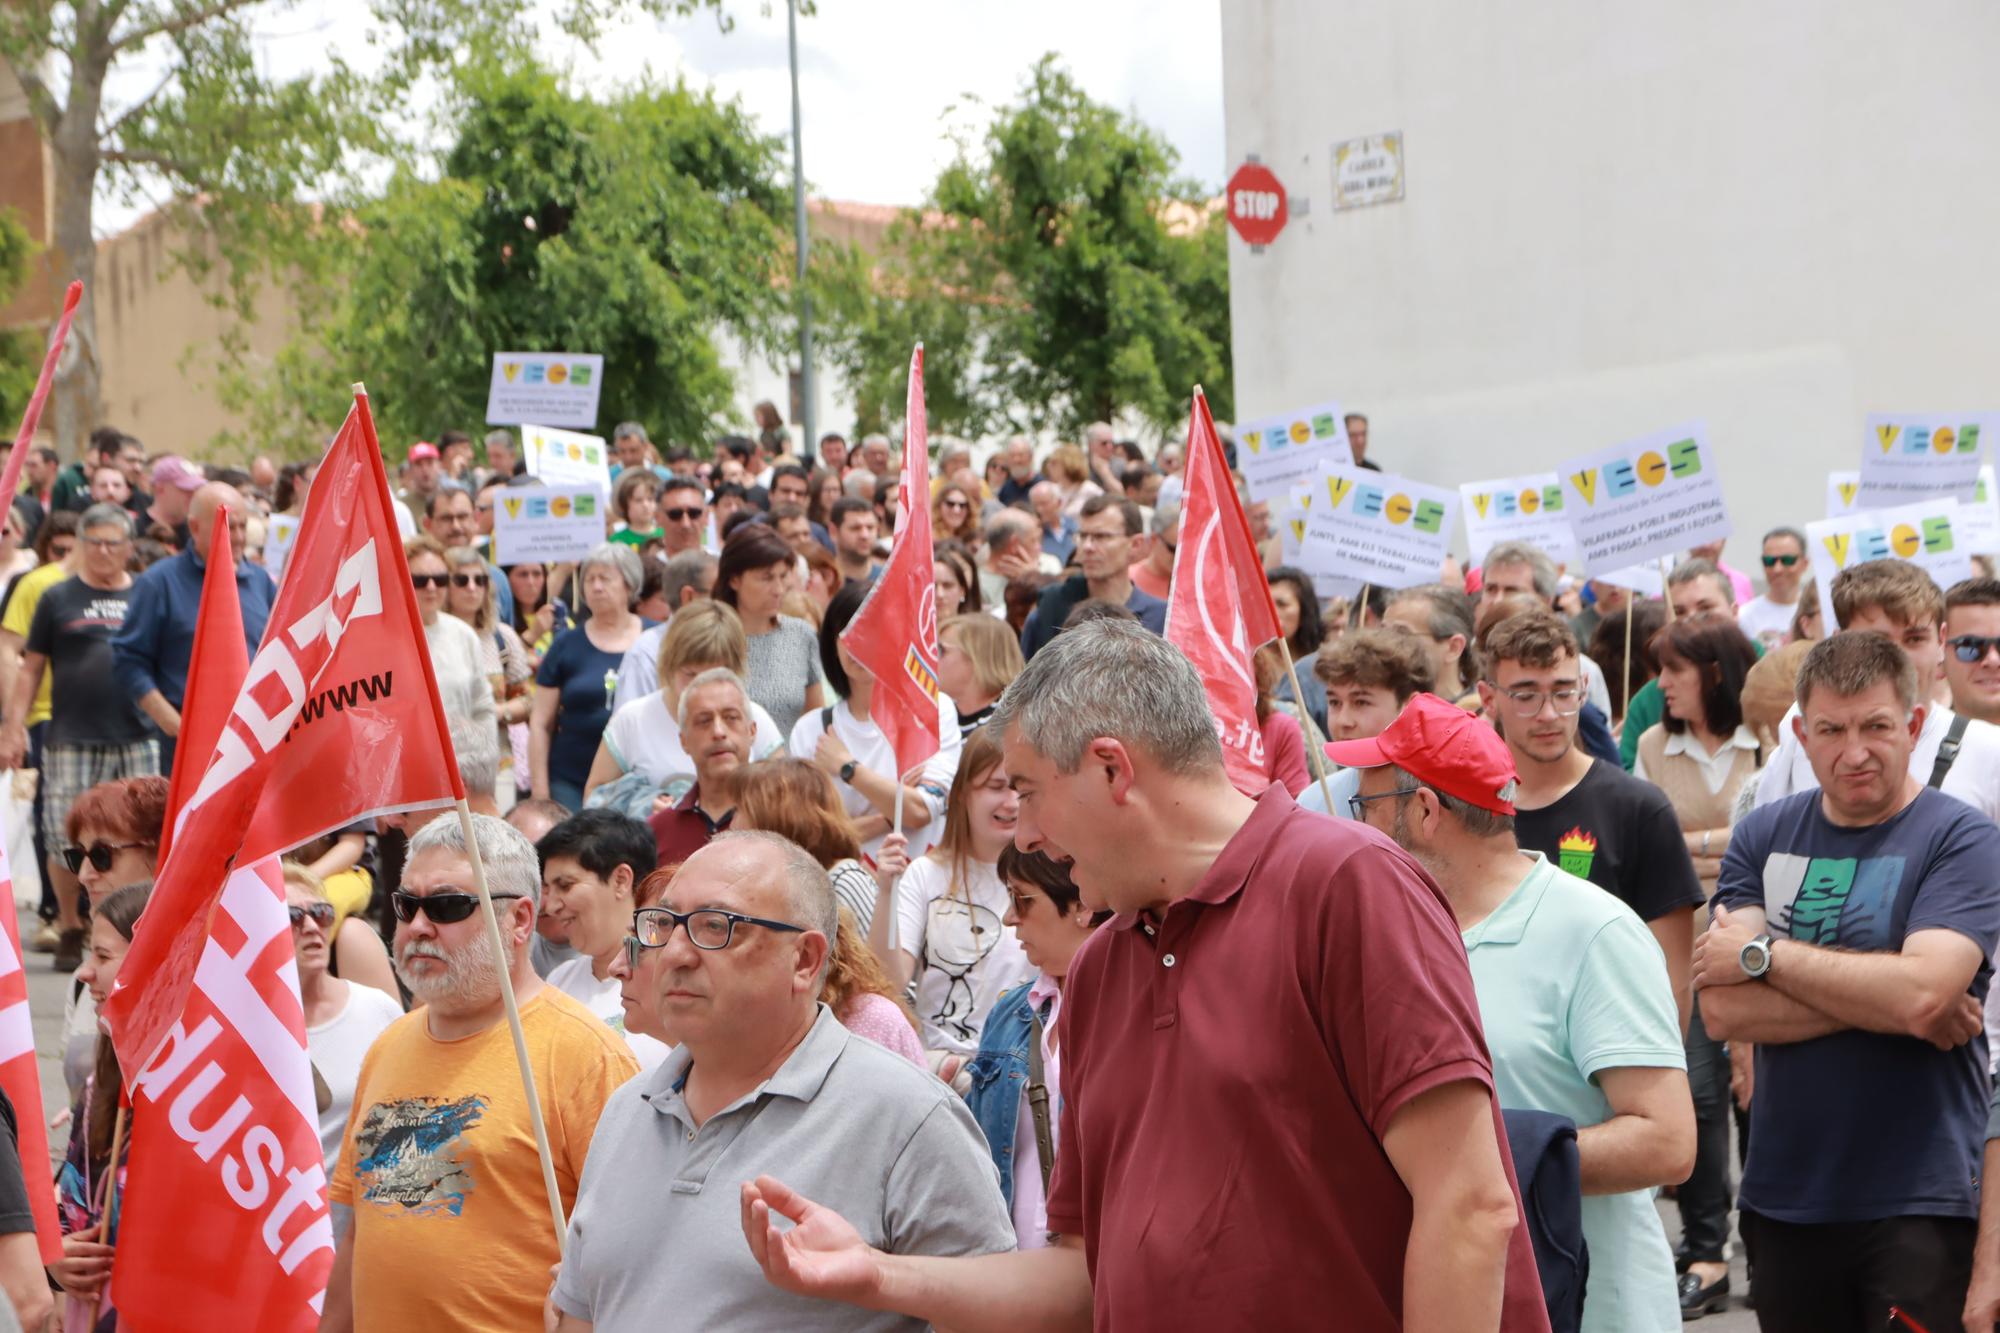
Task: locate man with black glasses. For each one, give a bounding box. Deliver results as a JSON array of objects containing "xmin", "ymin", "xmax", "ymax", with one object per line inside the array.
[
  {"xmin": 1485, "ymin": 612, "xmax": 1705, "ymax": 1033},
  {"xmin": 552, "ymin": 832, "xmax": 1013, "ymax": 1331},
  {"xmin": 321, "ymin": 814, "xmax": 637, "ymax": 1333}
]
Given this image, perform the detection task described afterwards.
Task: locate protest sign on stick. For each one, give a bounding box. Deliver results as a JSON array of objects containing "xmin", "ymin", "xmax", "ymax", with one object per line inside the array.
[
  {"xmin": 1460, "ymin": 472, "xmax": 1580, "ymax": 570},
  {"xmin": 493, "ymin": 485, "xmax": 607, "ymax": 564},
  {"xmin": 1297, "ymin": 465, "xmax": 1458, "ymax": 590},
  {"xmin": 486, "ymin": 352, "xmax": 605, "ymax": 428},
  {"xmin": 1558, "ymin": 422, "xmax": 1730, "ymax": 575},
  {"xmin": 1855, "ymin": 413, "xmax": 1993, "ymax": 509},
  {"xmin": 1234, "ymin": 399, "xmax": 1354, "ymax": 503},
  {"xmin": 1806, "ymin": 497, "xmax": 1973, "ymax": 633},
  {"xmin": 522, "ymin": 424, "xmax": 613, "ymax": 495}
]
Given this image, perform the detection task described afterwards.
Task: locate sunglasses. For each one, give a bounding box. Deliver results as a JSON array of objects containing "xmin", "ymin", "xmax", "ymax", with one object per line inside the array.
[
  {"xmin": 450, "ymin": 572, "xmax": 488, "ymax": 588},
  {"xmin": 411, "ymin": 572, "xmax": 449, "ymax": 589},
  {"xmin": 662, "ymin": 507, "xmax": 703, "ymax": 523},
  {"xmin": 289, "ymin": 902, "xmax": 336, "ymax": 930},
  {"xmin": 1949, "ymin": 634, "xmax": 2000, "ymax": 664},
  {"xmin": 390, "ymin": 890, "xmax": 524, "ymax": 924},
  {"xmin": 940, "ymin": 498, "xmax": 970, "ymax": 511},
  {"xmin": 62, "ymin": 841, "xmax": 154, "ymax": 874},
  {"xmin": 1761, "ymin": 553, "xmax": 1801, "ymax": 568}
]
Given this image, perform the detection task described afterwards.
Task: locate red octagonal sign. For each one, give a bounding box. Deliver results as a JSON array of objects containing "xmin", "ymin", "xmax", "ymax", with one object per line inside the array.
[{"xmin": 1226, "ymin": 161, "xmax": 1288, "ymax": 246}]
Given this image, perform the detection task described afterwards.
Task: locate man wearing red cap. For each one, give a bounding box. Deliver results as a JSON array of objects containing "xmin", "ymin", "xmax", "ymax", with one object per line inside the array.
[
  {"xmin": 1335, "ymin": 693, "xmax": 1695, "ymax": 1333},
  {"xmin": 399, "ymin": 441, "xmax": 444, "ymax": 514}
]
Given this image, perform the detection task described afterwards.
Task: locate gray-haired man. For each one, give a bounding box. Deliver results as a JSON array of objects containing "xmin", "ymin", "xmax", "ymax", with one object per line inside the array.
[
  {"xmin": 648, "ymin": 668, "xmax": 753, "ymax": 864},
  {"xmin": 553, "ymin": 832, "xmax": 1014, "ymax": 1331}
]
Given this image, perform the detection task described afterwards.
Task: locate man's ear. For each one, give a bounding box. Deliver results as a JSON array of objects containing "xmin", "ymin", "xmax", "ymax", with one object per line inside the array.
[{"xmin": 1085, "ymin": 737, "xmax": 1139, "ymax": 805}]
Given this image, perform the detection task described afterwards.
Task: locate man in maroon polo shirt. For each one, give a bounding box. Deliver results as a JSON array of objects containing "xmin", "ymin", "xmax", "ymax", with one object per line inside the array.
[
  {"xmin": 739, "ymin": 620, "xmax": 1552, "ymax": 1332},
  {"xmin": 647, "ymin": 668, "xmax": 751, "ymax": 864}
]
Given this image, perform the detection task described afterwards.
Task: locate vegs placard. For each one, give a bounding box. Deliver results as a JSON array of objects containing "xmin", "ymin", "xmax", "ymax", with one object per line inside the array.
[{"xmin": 1558, "ymin": 422, "xmax": 1730, "ymax": 575}]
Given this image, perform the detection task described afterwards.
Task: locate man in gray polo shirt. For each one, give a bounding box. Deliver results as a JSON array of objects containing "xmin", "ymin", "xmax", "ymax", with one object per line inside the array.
[{"xmin": 550, "ymin": 832, "xmax": 1014, "ymax": 1331}]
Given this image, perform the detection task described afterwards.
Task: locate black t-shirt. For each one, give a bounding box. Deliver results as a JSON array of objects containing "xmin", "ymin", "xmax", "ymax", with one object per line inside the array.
[
  {"xmin": 0, "ymin": 1087, "xmax": 35, "ymax": 1236},
  {"xmin": 1513, "ymin": 758, "xmax": 1705, "ymax": 923},
  {"xmin": 26, "ymin": 575, "xmax": 148, "ymax": 747}
]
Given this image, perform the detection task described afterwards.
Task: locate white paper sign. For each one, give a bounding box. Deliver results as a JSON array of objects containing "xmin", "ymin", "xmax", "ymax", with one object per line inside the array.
[
  {"xmin": 1805, "ymin": 497, "xmax": 1973, "ymax": 632},
  {"xmin": 261, "ymin": 513, "xmax": 301, "ymax": 583},
  {"xmin": 1459, "ymin": 473, "xmax": 1581, "ymax": 570},
  {"xmin": 1855, "ymin": 413, "xmax": 1993, "ymax": 508},
  {"xmin": 486, "ymin": 352, "xmax": 606, "ymax": 429},
  {"xmin": 1592, "ymin": 563, "xmax": 1666, "ymax": 599},
  {"xmin": 1558, "ymin": 422, "xmax": 1731, "ymax": 575},
  {"xmin": 1298, "ymin": 465, "xmax": 1458, "ymax": 589},
  {"xmin": 492, "ymin": 485, "xmax": 610, "ymax": 565},
  {"xmin": 1826, "ymin": 471, "xmax": 1861, "ymax": 519},
  {"xmin": 1958, "ymin": 465, "xmax": 2000, "ymax": 555},
  {"xmin": 1234, "ymin": 400, "xmax": 1354, "ymax": 503},
  {"xmin": 522, "ymin": 424, "xmax": 612, "ymax": 496},
  {"xmin": 1277, "ymin": 482, "xmax": 1360, "ymax": 602}
]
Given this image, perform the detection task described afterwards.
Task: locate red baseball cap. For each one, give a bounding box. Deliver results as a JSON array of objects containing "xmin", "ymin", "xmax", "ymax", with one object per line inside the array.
[
  {"xmin": 408, "ymin": 441, "xmax": 440, "ymax": 462},
  {"xmin": 1324, "ymin": 692, "xmax": 1519, "ymax": 814}
]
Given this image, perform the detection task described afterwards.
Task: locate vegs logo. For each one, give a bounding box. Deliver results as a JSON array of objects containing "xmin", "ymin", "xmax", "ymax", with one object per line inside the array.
[
  {"xmin": 1876, "ymin": 421, "xmax": 1981, "ymax": 455},
  {"xmin": 1468, "ymin": 483, "xmax": 1563, "ymax": 520},
  {"xmin": 1324, "ymin": 474, "xmax": 1446, "ymax": 533},
  {"xmin": 1568, "ymin": 437, "xmax": 1702, "ymax": 505},
  {"xmin": 1244, "ymin": 412, "xmax": 1340, "ymax": 456},
  {"xmin": 501, "ymin": 493, "xmax": 598, "ymax": 521},
  {"xmin": 1820, "ymin": 514, "xmax": 1955, "ymax": 568}
]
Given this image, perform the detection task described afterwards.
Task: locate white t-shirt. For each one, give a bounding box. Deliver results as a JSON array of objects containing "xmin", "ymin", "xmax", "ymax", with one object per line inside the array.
[
  {"xmin": 893, "ymin": 856, "xmax": 1034, "ymax": 1056},
  {"xmin": 545, "ymin": 956, "xmax": 671, "ymax": 1070},
  {"xmin": 306, "ymin": 982, "xmax": 406, "ymax": 1174},
  {"xmin": 1737, "ymin": 594, "xmax": 1797, "ymax": 649},
  {"xmin": 601, "ymin": 691, "xmax": 786, "ymax": 803},
  {"xmin": 787, "ymin": 698, "xmax": 963, "ymax": 859}
]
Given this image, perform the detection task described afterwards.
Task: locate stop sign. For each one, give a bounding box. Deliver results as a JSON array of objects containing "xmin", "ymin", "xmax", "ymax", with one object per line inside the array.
[{"xmin": 1226, "ymin": 161, "xmax": 1288, "ymax": 246}]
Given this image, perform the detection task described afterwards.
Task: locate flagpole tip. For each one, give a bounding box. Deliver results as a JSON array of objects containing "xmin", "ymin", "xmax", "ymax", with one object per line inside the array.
[{"xmin": 351, "ymin": 381, "xmax": 368, "ymax": 396}]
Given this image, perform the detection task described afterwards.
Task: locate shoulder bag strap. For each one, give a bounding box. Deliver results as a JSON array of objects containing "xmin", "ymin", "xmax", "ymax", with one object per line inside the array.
[
  {"xmin": 1930, "ymin": 713, "xmax": 1972, "ymax": 790},
  {"xmin": 1025, "ymin": 1006, "xmax": 1056, "ymax": 1195}
]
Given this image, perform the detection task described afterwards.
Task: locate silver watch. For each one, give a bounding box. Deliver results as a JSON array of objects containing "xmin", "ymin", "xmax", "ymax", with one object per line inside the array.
[{"xmin": 1739, "ymin": 933, "xmax": 1774, "ymax": 980}]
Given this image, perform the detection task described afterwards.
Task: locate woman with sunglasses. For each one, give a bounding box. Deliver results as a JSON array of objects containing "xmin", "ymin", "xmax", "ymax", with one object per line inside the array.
[
  {"xmin": 290, "ymin": 863, "xmax": 404, "ymax": 1174},
  {"xmin": 53, "ymin": 882, "xmax": 147, "ymax": 1331},
  {"xmin": 405, "ymin": 536, "xmax": 498, "ymax": 747},
  {"xmin": 932, "ymin": 483, "xmax": 980, "ymax": 546},
  {"xmin": 447, "ymin": 544, "xmax": 534, "ymax": 798},
  {"xmin": 57, "ymin": 776, "xmax": 165, "ymax": 1105}
]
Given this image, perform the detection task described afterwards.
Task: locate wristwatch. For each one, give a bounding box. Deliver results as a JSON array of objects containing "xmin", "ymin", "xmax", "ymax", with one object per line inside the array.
[
  {"xmin": 1739, "ymin": 933, "xmax": 1775, "ymax": 980},
  {"xmin": 839, "ymin": 759, "xmax": 858, "ymax": 785}
]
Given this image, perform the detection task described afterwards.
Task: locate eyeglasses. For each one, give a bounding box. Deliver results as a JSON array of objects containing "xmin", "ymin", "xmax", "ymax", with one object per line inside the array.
[
  {"xmin": 1761, "ymin": 553, "xmax": 1801, "ymax": 568},
  {"xmin": 62, "ymin": 841, "xmax": 154, "ymax": 875},
  {"xmin": 1498, "ymin": 686, "xmax": 1585, "ymax": 718},
  {"xmin": 940, "ymin": 499, "xmax": 970, "ymax": 511},
  {"xmin": 81, "ymin": 536, "xmax": 130, "ymax": 550},
  {"xmin": 450, "ymin": 572, "xmax": 488, "ymax": 588},
  {"xmin": 411, "ymin": 572, "xmax": 449, "ymax": 589},
  {"xmin": 1348, "ymin": 787, "xmax": 1421, "ymax": 821},
  {"xmin": 630, "ymin": 905, "xmax": 806, "ymax": 953},
  {"xmin": 1949, "ymin": 634, "xmax": 2000, "ymax": 664},
  {"xmin": 662, "ymin": 507, "xmax": 703, "ymax": 523},
  {"xmin": 289, "ymin": 902, "xmax": 336, "ymax": 930},
  {"xmin": 1075, "ymin": 529, "xmax": 1128, "ymax": 546},
  {"xmin": 389, "ymin": 890, "xmax": 523, "ymax": 924}
]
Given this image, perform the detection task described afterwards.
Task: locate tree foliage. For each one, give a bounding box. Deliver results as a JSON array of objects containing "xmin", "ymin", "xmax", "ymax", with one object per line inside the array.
[
  {"xmin": 0, "ymin": 207, "xmax": 40, "ymax": 427},
  {"xmin": 226, "ymin": 56, "xmax": 795, "ymax": 452},
  {"xmin": 815, "ymin": 55, "xmax": 1231, "ymax": 440}
]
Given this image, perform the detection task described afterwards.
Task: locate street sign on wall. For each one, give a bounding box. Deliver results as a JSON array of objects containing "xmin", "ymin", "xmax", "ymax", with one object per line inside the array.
[{"xmin": 1226, "ymin": 161, "xmax": 1289, "ymax": 247}]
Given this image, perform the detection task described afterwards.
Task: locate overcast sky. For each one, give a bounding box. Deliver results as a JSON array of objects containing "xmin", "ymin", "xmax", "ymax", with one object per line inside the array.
[{"xmin": 98, "ymin": 0, "xmax": 1226, "ymax": 233}]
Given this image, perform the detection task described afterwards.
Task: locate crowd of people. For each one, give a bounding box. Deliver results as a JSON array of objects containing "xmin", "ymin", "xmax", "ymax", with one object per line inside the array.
[{"xmin": 0, "ymin": 405, "xmax": 1993, "ymax": 1332}]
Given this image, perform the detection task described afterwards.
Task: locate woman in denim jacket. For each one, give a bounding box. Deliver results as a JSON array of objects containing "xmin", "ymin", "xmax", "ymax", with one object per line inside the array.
[{"xmin": 964, "ymin": 844, "xmax": 1109, "ymax": 1249}]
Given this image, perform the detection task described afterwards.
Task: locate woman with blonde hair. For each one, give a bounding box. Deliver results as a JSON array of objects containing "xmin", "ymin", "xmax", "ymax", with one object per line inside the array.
[
  {"xmin": 938, "ymin": 613, "xmax": 1024, "ymax": 736},
  {"xmin": 405, "ymin": 534, "xmax": 496, "ymax": 736},
  {"xmin": 1044, "ymin": 444, "xmax": 1103, "ymax": 520}
]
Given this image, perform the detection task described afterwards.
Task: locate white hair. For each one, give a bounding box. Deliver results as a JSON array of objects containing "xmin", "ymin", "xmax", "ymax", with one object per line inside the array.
[
  {"xmin": 989, "ymin": 618, "xmax": 1223, "ymax": 775},
  {"xmin": 675, "ymin": 667, "xmax": 751, "ymax": 729},
  {"xmin": 408, "ymin": 811, "xmax": 543, "ymax": 911}
]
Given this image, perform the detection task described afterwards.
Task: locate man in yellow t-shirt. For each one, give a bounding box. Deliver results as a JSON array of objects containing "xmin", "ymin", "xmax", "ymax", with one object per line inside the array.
[{"xmin": 323, "ymin": 815, "xmax": 637, "ymax": 1333}]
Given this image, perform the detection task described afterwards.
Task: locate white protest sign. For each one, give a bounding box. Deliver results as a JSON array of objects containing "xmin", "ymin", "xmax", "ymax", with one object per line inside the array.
[
  {"xmin": 1958, "ymin": 465, "xmax": 2000, "ymax": 555},
  {"xmin": 492, "ymin": 485, "xmax": 610, "ymax": 565},
  {"xmin": 1826, "ymin": 471, "xmax": 1861, "ymax": 518},
  {"xmin": 1592, "ymin": 562, "xmax": 1665, "ymax": 599},
  {"xmin": 1557, "ymin": 422, "xmax": 1730, "ymax": 576},
  {"xmin": 1459, "ymin": 473, "xmax": 1580, "ymax": 570},
  {"xmin": 1278, "ymin": 481, "xmax": 1360, "ymax": 602},
  {"xmin": 1855, "ymin": 413, "xmax": 1994, "ymax": 508},
  {"xmin": 1805, "ymin": 497, "xmax": 1973, "ymax": 633},
  {"xmin": 486, "ymin": 352, "xmax": 606, "ymax": 429},
  {"xmin": 261, "ymin": 513, "xmax": 301, "ymax": 583},
  {"xmin": 522, "ymin": 424, "xmax": 612, "ymax": 496},
  {"xmin": 1297, "ymin": 465, "xmax": 1458, "ymax": 589},
  {"xmin": 1234, "ymin": 400, "xmax": 1354, "ymax": 503}
]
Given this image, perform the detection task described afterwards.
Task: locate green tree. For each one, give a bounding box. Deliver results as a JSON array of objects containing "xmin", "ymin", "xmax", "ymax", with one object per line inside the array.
[
  {"xmin": 233, "ymin": 57, "xmax": 792, "ymax": 452},
  {"xmin": 0, "ymin": 207, "xmax": 39, "ymax": 425},
  {"xmin": 817, "ymin": 55, "xmax": 1231, "ymax": 440}
]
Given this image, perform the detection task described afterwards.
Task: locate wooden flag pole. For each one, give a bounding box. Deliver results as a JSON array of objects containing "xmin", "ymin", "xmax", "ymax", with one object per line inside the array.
[
  {"xmin": 89, "ymin": 1100, "xmax": 129, "ymax": 1325},
  {"xmin": 455, "ymin": 798, "xmax": 567, "ymax": 1253},
  {"xmin": 887, "ymin": 778, "xmax": 906, "ymax": 959},
  {"xmin": 1279, "ymin": 637, "xmax": 1337, "ymax": 813},
  {"xmin": 1621, "ymin": 601, "xmax": 1635, "ymax": 726}
]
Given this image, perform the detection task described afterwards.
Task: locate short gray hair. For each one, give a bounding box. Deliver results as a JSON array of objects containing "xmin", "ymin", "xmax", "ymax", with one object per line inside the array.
[
  {"xmin": 613, "ymin": 421, "xmax": 649, "ymax": 444},
  {"xmin": 451, "ymin": 710, "xmax": 500, "ymax": 799},
  {"xmin": 1383, "ymin": 764, "xmax": 1515, "ymax": 838},
  {"xmin": 861, "ymin": 433, "xmax": 891, "ymax": 450},
  {"xmin": 1669, "ymin": 557, "xmax": 1735, "ymax": 606},
  {"xmin": 408, "ymin": 811, "xmax": 543, "ymax": 911},
  {"xmin": 79, "ymin": 503, "xmax": 134, "ymax": 538},
  {"xmin": 484, "ymin": 428, "xmax": 514, "ymax": 450},
  {"xmin": 983, "ymin": 507, "xmax": 1036, "ymax": 553},
  {"xmin": 675, "ymin": 666, "xmax": 750, "ymax": 729},
  {"xmin": 663, "ymin": 549, "xmax": 716, "ymax": 606},
  {"xmin": 989, "ymin": 618, "xmax": 1223, "ymax": 775},
  {"xmin": 1483, "ymin": 541, "xmax": 1557, "ymax": 601},
  {"xmin": 1149, "ymin": 500, "xmax": 1181, "ymax": 537},
  {"xmin": 581, "ymin": 543, "xmax": 644, "ymax": 601},
  {"xmin": 709, "ymin": 830, "xmax": 838, "ymax": 992},
  {"xmin": 843, "ymin": 470, "xmax": 877, "ymax": 499}
]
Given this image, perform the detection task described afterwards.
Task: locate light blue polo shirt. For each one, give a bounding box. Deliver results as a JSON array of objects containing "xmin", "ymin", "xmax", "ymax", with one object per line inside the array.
[{"xmin": 1464, "ymin": 852, "xmax": 1686, "ymax": 1333}]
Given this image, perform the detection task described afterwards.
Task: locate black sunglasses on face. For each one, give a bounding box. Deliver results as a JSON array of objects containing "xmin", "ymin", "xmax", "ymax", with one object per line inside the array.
[
  {"xmin": 390, "ymin": 890, "xmax": 524, "ymax": 924},
  {"xmin": 450, "ymin": 572, "xmax": 488, "ymax": 588},
  {"xmin": 411, "ymin": 573, "xmax": 449, "ymax": 589},
  {"xmin": 62, "ymin": 841, "xmax": 154, "ymax": 875},
  {"xmin": 1949, "ymin": 635, "xmax": 2000, "ymax": 664},
  {"xmin": 662, "ymin": 507, "xmax": 703, "ymax": 523},
  {"xmin": 289, "ymin": 902, "xmax": 336, "ymax": 930},
  {"xmin": 1761, "ymin": 553, "xmax": 1801, "ymax": 568}
]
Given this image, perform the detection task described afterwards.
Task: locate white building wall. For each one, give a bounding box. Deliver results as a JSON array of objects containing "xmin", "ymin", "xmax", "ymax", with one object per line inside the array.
[{"xmin": 1219, "ymin": 1, "xmax": 2000, "ymax": 576}]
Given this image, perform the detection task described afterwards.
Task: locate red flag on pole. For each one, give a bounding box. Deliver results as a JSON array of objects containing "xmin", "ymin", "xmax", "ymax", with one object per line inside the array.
[
  {"xmin": 1165, "ymin": 387, "xmax": 1283, "ymax": 794},
  {"xmin": 157, "ymin": 507, "xmax": 245, "ymax": 862},
  {"xmin": 839, "ymin": 345, "xmax": 943, "ymax": 778},
  {"xmin": 0, "ymin": 841, "xmax": 62, "ymax": 1264},
  {"xmin": 0, "ymin": 281, "xmax": 82, "ymax": 524}
]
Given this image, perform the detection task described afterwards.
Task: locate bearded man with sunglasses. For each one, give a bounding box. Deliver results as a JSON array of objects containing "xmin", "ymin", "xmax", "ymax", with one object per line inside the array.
[{"xmin": 322, "ymin": 814, "xmax": 637, "ymax": 1333}]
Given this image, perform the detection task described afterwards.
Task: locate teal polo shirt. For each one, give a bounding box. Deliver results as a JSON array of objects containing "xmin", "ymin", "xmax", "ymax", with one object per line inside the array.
[{"xmin": 1464, "ymin": 853, "xmax": 1687, "ymax": 1333}]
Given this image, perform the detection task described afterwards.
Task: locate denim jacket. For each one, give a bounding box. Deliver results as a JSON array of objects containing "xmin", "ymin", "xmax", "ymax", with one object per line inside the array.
[{"xmin": 964, "ymin": 981, "xmax": 1041, "ymax": 1206}]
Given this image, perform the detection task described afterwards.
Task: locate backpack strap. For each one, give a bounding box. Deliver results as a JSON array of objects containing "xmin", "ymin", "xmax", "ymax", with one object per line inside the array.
[
  {"xmin": 1025, "ymin": 1004, "xmax": 1057, "ymax": 1196},
  {"xmin": 1930, "ymin": 713, "xmax": 1972, "ymax": 790}
]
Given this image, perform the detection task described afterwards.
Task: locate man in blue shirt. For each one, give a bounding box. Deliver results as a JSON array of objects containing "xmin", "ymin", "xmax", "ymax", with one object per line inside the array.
[
  {"xmin": 1019, "ymin": 496, "xmax": 1166, "ymax": 659},
  {"xmin": 1697, "ymin": 630, "xmax": 2000, "ymax": 1331},
  {"xmin": 111, "ymin": 482, "xmax": 275, "ymax": 774}
]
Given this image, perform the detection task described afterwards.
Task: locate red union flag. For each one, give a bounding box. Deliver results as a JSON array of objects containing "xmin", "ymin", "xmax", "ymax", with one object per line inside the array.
[
  {"xmin": 840, "ymin": 345, "xmax": 942, "ymax": 778},
  {"xmin": 1165, "ymin": 387, "xmax": 1284, "ymax": 794},
  {"xmin": 0, "ymin": 843, "xmax": 61, "ymax": 1264}
]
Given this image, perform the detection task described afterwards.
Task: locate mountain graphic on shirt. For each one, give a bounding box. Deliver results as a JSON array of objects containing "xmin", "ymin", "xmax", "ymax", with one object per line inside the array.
[{"xmin": 1557, "ymin": 826, "xmax": 1598, "ymax": 878}]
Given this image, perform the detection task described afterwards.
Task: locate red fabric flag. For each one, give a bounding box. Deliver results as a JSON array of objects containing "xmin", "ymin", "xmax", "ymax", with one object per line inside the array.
[
  {"xmin": 0, "ymin": 281, "xmax": 83, "ymax": 523},
  {"xmin": 157, "ymin": 507, "xmax": 245, "ymax": 863},
  {"xmin": 839, "ymin": 345, "xmax": 943, "ymax": 779},
  {"xmin": 0, "ymin": 841, "xmax": 62, "ymax": 1264},
  {"xmin": 1165, "ymin": 387, "xmax": 1284, "ymax": 794}
]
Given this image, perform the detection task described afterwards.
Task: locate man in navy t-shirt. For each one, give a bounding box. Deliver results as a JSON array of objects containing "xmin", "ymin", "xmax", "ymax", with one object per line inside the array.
[{"xmin": 1696, "ymin": 630, "xmax": 2000, "ymax": 1331}]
